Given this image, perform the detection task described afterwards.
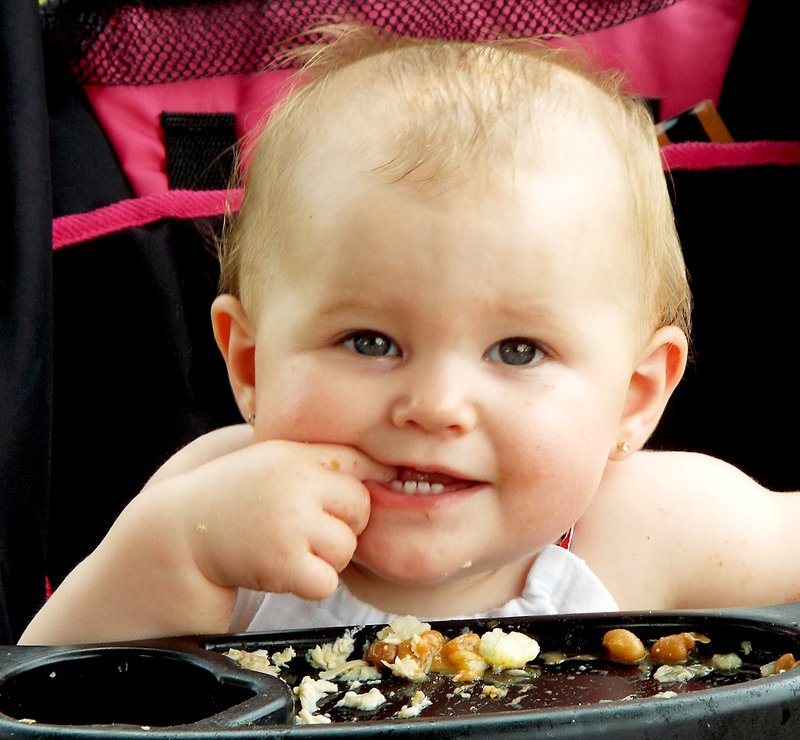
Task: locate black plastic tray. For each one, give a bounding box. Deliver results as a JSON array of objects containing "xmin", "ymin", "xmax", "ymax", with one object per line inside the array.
[{"xmin": 2, "ymin": 604, "xmax": 800, "ymax": 738}]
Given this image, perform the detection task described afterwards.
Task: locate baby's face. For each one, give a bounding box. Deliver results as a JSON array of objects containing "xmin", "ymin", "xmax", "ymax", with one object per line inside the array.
[{"xmin": 247, "ymin": 155, "xmax": 644, "ymax": 588}]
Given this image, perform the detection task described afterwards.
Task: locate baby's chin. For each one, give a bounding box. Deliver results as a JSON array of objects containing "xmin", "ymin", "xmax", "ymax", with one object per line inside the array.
[
  {"xmin": 350, "ymin": 531, "xmax": 483, "ymax": 588},
  {"xmin": 349, "ymin": 552, "xmax": 453, "ymax": 587}
]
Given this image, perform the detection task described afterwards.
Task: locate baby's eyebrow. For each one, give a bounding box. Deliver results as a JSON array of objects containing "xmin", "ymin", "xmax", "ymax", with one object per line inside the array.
[{"xmin": 313, "ymin": 296, "xmax": 393, "ymax": 321}]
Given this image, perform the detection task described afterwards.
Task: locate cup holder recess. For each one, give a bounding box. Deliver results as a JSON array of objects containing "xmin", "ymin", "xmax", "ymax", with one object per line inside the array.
[{"xmin": 0, "ymin": 645, "xmax": 293, "ymax": 730}]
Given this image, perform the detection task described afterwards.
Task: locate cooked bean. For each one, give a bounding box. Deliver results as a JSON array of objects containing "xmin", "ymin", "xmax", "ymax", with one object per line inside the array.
[
  {"xmin": 651, "ymin": 633, "xmax": 696, "ymax": 664},
  {"xmin": 602, "ymin": 629, "xmax": 647, "ymax": 664},
  {"xmin": 365, "ymin": 640, "xmax": 398, "ymax": 667},
  {"xmin": 432, "ymin": 632, "xmax": 488, "ymax": 681}
]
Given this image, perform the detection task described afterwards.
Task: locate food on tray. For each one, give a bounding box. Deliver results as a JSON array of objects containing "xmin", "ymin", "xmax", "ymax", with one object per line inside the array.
[
  {"xmin": 364, "ymin": 616, "xmax": 540, "ymax": 682},
  {"xmin": 292, "ymin": 676, "xmax": 338, "ymax": 724},
  {"xmin": 602, "ymin": 628, "xmax": 647, "ymax": 664},
  {"xmin": 222, "ymin": 647, "xmax": 281, "ymax": 676},
  {"xmin": 396, "ymin": 690, "xmax": 432, "ymax": 718},
  {"xmin": 220, "ymin": 617, "xmax": 800, "ymax": 724},
  {"xmin": 761, "ymin": 652, "xmax": 800, "ymax": 676},
  {"xmin": 335, "ymin": 687, "xmax": 387, "ymax": 711},
  {"xmin": 307, "ymin": 631, "xmax": 356, "ymax": 671},
  {"xmin": 651, "ymin": 632, "xmax": 700, "ymax": 664}
]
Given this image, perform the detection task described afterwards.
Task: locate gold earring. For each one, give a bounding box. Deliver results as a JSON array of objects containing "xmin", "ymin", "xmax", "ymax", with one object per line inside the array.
[
  {"xmin": 246, "ymin": 413, "xmax": 256, "ymax": 426},
  {"xmin": 616, "ymin": 441, "xmax": 631, "ymax": 454}
]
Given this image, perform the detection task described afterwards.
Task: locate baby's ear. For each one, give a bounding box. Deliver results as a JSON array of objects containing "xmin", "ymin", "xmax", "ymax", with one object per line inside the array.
[
  {"xmin": 210, "ymin": 294, "xmax": 256, "ymax": 419},
  {"xmin": 616, "ymin": 326, "xmax": 688, "ymax": 455}
]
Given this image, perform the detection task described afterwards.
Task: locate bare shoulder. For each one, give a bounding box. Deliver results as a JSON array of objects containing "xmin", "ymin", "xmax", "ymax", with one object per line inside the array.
[{"xmin": 573, "ymin": 450, "xmax": 800, "ymax": 611}]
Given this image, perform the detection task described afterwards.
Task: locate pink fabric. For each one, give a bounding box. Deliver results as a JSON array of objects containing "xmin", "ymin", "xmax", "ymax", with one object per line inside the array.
[
  {"xmin": 84, "ymin": 71, "xmax": 294, "ymax": 196},
  {"xmin": 52, "ymin": 188, "xmax": 243, "ymax": 249},
  {"xmin": 662, "ymin": 141, "xmax": 800, "ymax": 171},
  {"xmin": 52, "ymin": 141, "xmax": 800, "ymax": 251},
  {"xmin": 568, "ymin": 0, "xmax": 751, "ymax": 119},
  {"xmin": 84, "ymin": 0, "xmax": 750, "ymax": 198}
]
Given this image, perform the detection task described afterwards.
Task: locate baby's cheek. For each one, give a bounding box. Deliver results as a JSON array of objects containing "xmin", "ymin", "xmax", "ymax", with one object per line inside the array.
[
  {"xmin": 255, "ymin": 375, "xmax": 355, "ymax": 443},
  {"xmin": 499, "ymin": 448, "xmax": 601, "ymax": 538}
]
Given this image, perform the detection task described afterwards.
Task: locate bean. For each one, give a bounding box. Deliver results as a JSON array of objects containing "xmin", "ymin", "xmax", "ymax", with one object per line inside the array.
[
  {"xmin": 602, "ymin": 629, "xmax": 647, "ymax": 664},
  {"xmin": 365, "ymin": 640, "xmax": 397, "ymax": 667},
  {"xmin": 651, "ymin": 632, "xmax": 696, "ymax": 664}
]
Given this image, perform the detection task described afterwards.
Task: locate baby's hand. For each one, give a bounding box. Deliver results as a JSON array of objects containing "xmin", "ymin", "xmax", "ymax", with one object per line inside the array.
[
  {"xmin": 173, "ymin": 439, "xmax": 392, "ymax": 601},
  {"xmin": 19, "ymin": 429, "xmax": 392, "ymax": 644}
]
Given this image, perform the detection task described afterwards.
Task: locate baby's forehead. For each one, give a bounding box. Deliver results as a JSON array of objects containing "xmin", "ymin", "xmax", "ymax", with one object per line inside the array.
[{"xmin": 291, "ymin": 48, "xmax": 625, "ymax": 195}]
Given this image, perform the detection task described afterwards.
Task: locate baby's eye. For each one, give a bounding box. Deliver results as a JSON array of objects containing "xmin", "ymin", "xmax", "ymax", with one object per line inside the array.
[
  {"xmin": 343, "ymin": 331, "xmax": 400, "ymax": 358},
  {"xmin": 486, "ymin": 338, "xmax": 543, "ymax": 366}
]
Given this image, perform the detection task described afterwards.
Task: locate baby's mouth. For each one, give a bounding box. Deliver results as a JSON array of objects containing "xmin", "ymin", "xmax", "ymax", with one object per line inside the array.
[{"xmin": 387, "ymin": 467, "xmax": 478, "ymax": 495}]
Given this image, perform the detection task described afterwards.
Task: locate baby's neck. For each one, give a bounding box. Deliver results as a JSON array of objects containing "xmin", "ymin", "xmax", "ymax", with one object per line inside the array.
[{"xmin": 339, "ymin": 556, "xmax": 536, "ymax": 619}]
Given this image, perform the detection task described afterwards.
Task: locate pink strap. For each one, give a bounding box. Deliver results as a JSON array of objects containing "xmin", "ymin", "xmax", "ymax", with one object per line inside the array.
[
  {"xmin": 662, "ymin": 140, "xmax": 800, "ymax": 171},
  {"xmin": 52, "ymin": 188, "xmax": 243, "ymax": 250},
  {"xmin": 51, "ymin": 142, "xmax": 800, "ymax": 250}
]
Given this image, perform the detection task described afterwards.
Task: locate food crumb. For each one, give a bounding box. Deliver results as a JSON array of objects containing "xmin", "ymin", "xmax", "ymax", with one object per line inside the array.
[
  {"xmin": 710, "ymin": 653, "xmax": 743, "ymax": 672},
  {"xmin": 653, "ymin": 691, "xmax": 679, "ymax": 699},
  {"xmin": 223, "ymin": 648, "xmax": 280, "ymax": 676},
  {"xmin": 307, "ymin": 632, "xmax": 356, "ymax": 670},
  {"xmin": 481, "ymin": 684, "xmax": 508, "ymax": 699},
  {"xmin": 271, "ymin": 646, "xmax": 296, "ymax": 668},
  {"xmin": 335, "ymin": 688, "xmax": 386, "ymax": 711},
  {"xmin": 396, "ymin": 690, "xmax": 431, "ymax": 718},
  {"xmin": 319, "ymin": 658, "xmax": 380, "ymax": 682},
  {"xmin": 296, "ymin": 709, "xmax": 332, "ymax": 725},
  {"xmin": 293, "ymin": 676, "xmax": 338, "ymax": 720},
  {"xmin": 653, "ymin": 664, "xmax": 711, "ymax": 684}
]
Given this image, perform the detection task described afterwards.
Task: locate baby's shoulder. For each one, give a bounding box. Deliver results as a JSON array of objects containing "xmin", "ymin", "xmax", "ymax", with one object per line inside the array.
[
  {"xmin": 575, "ymin": 450, "xmax": 798, "ymax": 610},
  {"xmin": 599, "ymin": 449, "xmax": 761, "ymax": 505},
  {"xmin": 587, "ymin": 449, "xmax": 772, "ymax": 546}
]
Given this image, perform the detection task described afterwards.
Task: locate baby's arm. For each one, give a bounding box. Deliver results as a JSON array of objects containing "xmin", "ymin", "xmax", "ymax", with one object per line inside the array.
[
  {"xmin": 577, "ymin": 451, "xmax": 800, "ymax": 611},
  {"xmin": 20, "ymin": 426, "xmax": 390, "ymax": 645}
]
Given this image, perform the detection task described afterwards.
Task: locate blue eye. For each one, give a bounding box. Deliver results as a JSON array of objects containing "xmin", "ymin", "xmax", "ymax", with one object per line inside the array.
[
  {"xmin": 343, "ymin": 332, "xmax": 400, "ymax": 358},
  {"xmin": 487, "ymin": 338, "xmax": 543, "ymax": 366}
]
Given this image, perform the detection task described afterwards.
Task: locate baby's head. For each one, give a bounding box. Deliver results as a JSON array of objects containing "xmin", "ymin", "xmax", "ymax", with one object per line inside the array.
[
  {"xmin": 220, "ymin": 24, "xmax": 690, "ymax": 343},
  {"xmin": 213, "ymin": 26, "xmax": 692, "ymax": 592}
]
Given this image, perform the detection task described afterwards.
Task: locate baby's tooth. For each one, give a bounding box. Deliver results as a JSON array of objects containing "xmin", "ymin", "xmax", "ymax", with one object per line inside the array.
[{"xmin": 388, "ymin": 479, "xmax": 449, "ymax": 495}]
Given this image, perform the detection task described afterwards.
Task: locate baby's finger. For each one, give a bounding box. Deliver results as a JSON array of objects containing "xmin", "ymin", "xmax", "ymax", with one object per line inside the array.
[
  {"xmin": 311, "ymin": 513, "xmax": 360, "ymax": 573},
  {"xmin": 320, "ymin": 477, "xmax": 371, "ymax": 536},
  {"xmin": 289, "ymin": 552, "xmax": 340, "ymax": 601},
  {"xmin": 313, "ymin": 445, "xmax": 395, "ymax": 483}
]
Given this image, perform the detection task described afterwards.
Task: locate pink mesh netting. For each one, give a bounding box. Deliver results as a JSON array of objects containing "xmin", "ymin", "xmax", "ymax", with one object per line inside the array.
[{"xmin": 42, "ymin": 0, "xmax": 679, "ymax": 86}]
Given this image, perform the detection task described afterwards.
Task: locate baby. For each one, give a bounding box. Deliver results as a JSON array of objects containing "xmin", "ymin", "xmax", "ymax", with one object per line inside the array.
[{"xmin": 21, "ymin": 25, "xmax": 800, "ymax": 644}]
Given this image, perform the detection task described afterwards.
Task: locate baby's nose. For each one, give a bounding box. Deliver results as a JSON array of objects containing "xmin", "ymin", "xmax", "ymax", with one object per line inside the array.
[{"xmin": 390, "ymin": 375, "xmax": 477, "ymax": 435}]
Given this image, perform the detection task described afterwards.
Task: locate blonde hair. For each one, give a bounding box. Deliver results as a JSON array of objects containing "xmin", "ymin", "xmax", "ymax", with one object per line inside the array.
[{"xmin": 220, "ymin": 23, "xmax": 691, "ymax": 338}]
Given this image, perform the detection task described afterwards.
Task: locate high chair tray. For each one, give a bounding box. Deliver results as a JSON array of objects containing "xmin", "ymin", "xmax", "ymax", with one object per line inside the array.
[{"xmin": 2, "ymin": 605, "xmax": 800, "ymax": 738}]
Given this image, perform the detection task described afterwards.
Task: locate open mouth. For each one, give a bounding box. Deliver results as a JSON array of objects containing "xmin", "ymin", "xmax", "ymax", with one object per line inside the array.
[{"xmin": 387, "ymin": 467, "xmax": 480, "ymax": 495}]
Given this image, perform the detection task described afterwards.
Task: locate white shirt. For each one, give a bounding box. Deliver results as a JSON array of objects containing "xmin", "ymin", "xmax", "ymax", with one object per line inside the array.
[{"xmin": 230, "ymin": 544, "xmax": 618, "ymax": 632}]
